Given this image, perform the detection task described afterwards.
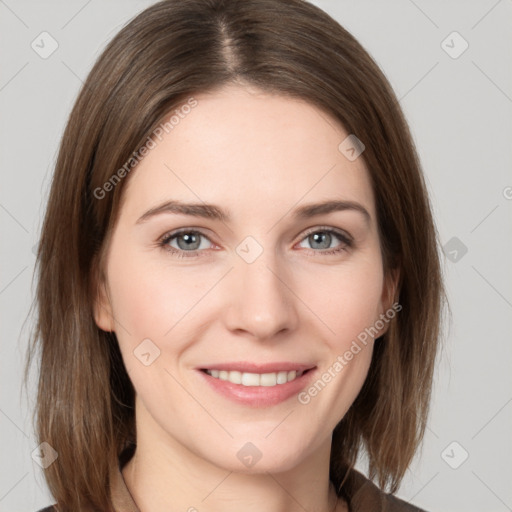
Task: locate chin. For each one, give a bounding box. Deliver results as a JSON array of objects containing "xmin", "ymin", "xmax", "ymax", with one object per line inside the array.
[{"xmin": 200, "ymin": 436, "xmax": 316, "ymax": 475}]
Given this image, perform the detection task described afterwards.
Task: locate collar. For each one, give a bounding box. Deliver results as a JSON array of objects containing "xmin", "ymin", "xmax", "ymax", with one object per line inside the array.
[{"xmin": 109, "ymin": 448, "xmax": 424, "ymax": 512}]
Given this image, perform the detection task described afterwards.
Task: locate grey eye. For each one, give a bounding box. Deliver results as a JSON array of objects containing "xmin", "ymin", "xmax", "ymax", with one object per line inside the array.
[
  {"xmin": 307, "ymin": 231, "xmax": 334, "ymax": 250},
  {"xmin": 166, "ymin": 231, "xmax": 212, "ymax": 251}
]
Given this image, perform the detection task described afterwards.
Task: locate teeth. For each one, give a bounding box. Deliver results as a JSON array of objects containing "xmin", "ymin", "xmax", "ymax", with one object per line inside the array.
[
  {"xmin": 242, "ymin": 372, "xmax": 260, "ymax": 386},
  {"xmin": 277, "ymin": 371, "xmax": 288, "ymax": 384},
  {"xmin": 205, "ymin": 369, "xmax": 304, "ymax": 386},
  {"xmin": 260, "ymin": 373, "xmax": 276, "ymax": 386},
  {"xmin": 229, "ymin": 370, "xmax": 242, "ymax": 384}
]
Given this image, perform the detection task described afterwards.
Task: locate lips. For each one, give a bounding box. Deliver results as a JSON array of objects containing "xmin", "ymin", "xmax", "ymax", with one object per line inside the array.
[
  {"xmin": 197, "ymin": 362, "xmax": 317, "ymax": 407},
  {"xmin": 199, "ymin": 362, "xmax": 315, "ymax": 373}
]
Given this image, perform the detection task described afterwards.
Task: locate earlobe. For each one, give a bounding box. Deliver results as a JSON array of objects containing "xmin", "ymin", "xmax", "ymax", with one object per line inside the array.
[
  {"xmin": 382, "ymin": 267, "xmax": 400, "ymax": 312},
  {"xmin": 377, "ymin": 267, "xmax": 401, "ymax": 338},
  {"xmin": 93, "ymin": 277, "xmax": 115, "ymax": 332}
]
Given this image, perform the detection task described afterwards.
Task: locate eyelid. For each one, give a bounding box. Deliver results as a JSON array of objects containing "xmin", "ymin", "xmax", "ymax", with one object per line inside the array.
[
  {"xmin": 158, "ymin": 226, "xmax": 214, "ymax": 242},
  {"xmin": 157, "ymin": 228, "xmax": 217, "ymax": 255},
  {"xmin": 158, "ymin": 225, "xmax": 353, "ymax": 257},
  {"xmin": 298, "ymin": 225, "xmax": 353, "ymax": 244}
]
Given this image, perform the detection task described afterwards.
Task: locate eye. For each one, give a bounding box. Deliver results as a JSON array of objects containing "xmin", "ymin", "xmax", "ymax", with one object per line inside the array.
[
  {"xmin": 297, "ymin": 227, "xmax": 352, "ymax": 255},
  {"xmin": 158, "ymin": 226, "xmax": 353, "ymax": 259},
  {"xmin": 159, "ymin": 229, "xmax": 214, "ymax": 258}
]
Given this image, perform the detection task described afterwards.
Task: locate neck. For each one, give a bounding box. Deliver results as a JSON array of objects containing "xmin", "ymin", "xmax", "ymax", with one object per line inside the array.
[{"xmin": 122, "ymin": 397, "xmax": 346, "ymax": 512}]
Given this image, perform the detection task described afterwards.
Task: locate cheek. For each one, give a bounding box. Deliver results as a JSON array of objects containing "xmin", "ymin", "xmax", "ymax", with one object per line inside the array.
[
  {"xmin": 301, "ymin": 258, "xmax": 385, "ymax": 347},
  {"xmin": 105, "ymin": 248, "xmax": 201, "ymax": 404},
  {"xmin": 108, "ymin": 239, "xmax": 385, "ymax": 348},
  {"xmin": 106, "ymin": 246, "xmax": 210, "ymax": 340},
  {"xmin": 301, "ymin": 264, "xmax": 383, "ymax": 412}
]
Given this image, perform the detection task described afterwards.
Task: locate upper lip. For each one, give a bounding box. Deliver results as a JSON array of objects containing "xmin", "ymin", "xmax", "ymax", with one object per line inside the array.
[{"xmin": 198, "ymin": 362, "xmax": 316, "ymax": 373}]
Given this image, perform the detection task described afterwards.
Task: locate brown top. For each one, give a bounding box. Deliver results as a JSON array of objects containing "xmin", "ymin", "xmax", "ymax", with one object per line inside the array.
[
  {"xmin": 108, "ymin": 450, "xmax": 428, "ymax": 512},
  {"xmin": 39, "ymin": 454, "xmax": 428, "ymax": 512}
]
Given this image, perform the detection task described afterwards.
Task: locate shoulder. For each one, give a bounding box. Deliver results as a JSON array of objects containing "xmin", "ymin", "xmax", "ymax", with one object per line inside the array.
[
  {"xmin": 382, "ymin": 492, "xmax": 428, "ymax": 512},
  {"xmin": 344, "ymin": 469, "xmax": 429, "ymax": 512},
  {"xmin": 36, "ymin": 506, "xmax": 57, "ymax": 512}
]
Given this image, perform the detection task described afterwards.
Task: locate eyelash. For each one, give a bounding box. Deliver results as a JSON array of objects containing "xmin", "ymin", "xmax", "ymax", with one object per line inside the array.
[{"xmin": 157, "ymin": 227, "xmax": 353, "ymax": 259}]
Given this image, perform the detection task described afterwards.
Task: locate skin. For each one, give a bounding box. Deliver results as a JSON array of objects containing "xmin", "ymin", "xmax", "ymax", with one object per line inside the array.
[{"xmin": 94, "ymin": 83, "xmax": 397, "ymax": 512}]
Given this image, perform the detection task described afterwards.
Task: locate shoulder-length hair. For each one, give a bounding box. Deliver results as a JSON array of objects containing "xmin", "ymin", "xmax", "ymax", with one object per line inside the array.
[{"xmin": 26, "ymin": 0, "xmax": 443, "ymax": 509}]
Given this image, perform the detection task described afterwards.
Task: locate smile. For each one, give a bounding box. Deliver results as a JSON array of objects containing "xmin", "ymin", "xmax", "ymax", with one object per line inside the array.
[
  {"xmin": 198, "ymin": 365, "xmax": 316, "ymax": 407},
  {"xmin": 203, "ymin": 369, "xmax": 304, "ymax": 386}
]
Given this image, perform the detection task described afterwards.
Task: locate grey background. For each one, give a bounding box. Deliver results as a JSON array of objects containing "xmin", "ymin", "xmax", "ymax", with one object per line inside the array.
[{"xmin": 1, "ymin": 1, "xmax": 511, "ymax": 511}]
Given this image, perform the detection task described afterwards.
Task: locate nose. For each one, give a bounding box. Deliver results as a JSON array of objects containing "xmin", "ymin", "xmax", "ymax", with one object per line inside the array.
[{"xmin": 223, "ymin": 249, "xmax": 299, "ymax": 341}]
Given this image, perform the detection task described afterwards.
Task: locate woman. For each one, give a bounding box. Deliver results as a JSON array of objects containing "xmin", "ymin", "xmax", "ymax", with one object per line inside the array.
[{"xmin": 27, "ymin": 0, "xmax": 443, "ymax": 510}]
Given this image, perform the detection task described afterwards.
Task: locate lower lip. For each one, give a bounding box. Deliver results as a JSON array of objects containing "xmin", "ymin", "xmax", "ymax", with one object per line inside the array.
[{"xmin": 197, "ymin": 368, "xmax": 316, "ymax": 407}]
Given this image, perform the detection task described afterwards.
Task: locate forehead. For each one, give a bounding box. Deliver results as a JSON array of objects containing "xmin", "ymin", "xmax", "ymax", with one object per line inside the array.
[{"xmin": 119, "ymin": 84, "xmax": 376, "ymax": 225}]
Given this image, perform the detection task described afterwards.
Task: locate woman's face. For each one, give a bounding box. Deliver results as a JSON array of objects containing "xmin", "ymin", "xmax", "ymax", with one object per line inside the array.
[{"xmin": 95, "ymin": 84, "xmax": 395, "ymax": 473}]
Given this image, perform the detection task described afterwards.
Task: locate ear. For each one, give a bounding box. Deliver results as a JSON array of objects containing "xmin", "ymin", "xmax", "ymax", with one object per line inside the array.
[
  {"xmin": 91, "ymin": 263, "xmax": 115, "ymax": 332},
  {"xmin": 376, "ymin": 267, "xmax": 401, "ymax": 338}
]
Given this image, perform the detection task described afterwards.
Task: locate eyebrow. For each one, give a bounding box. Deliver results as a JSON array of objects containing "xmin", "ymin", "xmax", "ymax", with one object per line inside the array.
[{"xmin": 135, "ymin": 199, "xmax": 371, "ymax": 224}]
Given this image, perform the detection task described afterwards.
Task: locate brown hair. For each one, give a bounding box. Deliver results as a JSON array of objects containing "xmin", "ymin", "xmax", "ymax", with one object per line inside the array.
[{"xmin": 25, "ymin": 0, "xmax": 444, "ymax": 509}]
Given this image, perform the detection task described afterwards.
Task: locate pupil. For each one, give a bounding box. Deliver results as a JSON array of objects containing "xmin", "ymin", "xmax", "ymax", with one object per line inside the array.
[
  {"xmin": 311, "ymin": 232, "xmax": 330, "ymax": 249},
  {"xmin": 178, "ymin": 233, "xmax": 199, "ymax": 250}
]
